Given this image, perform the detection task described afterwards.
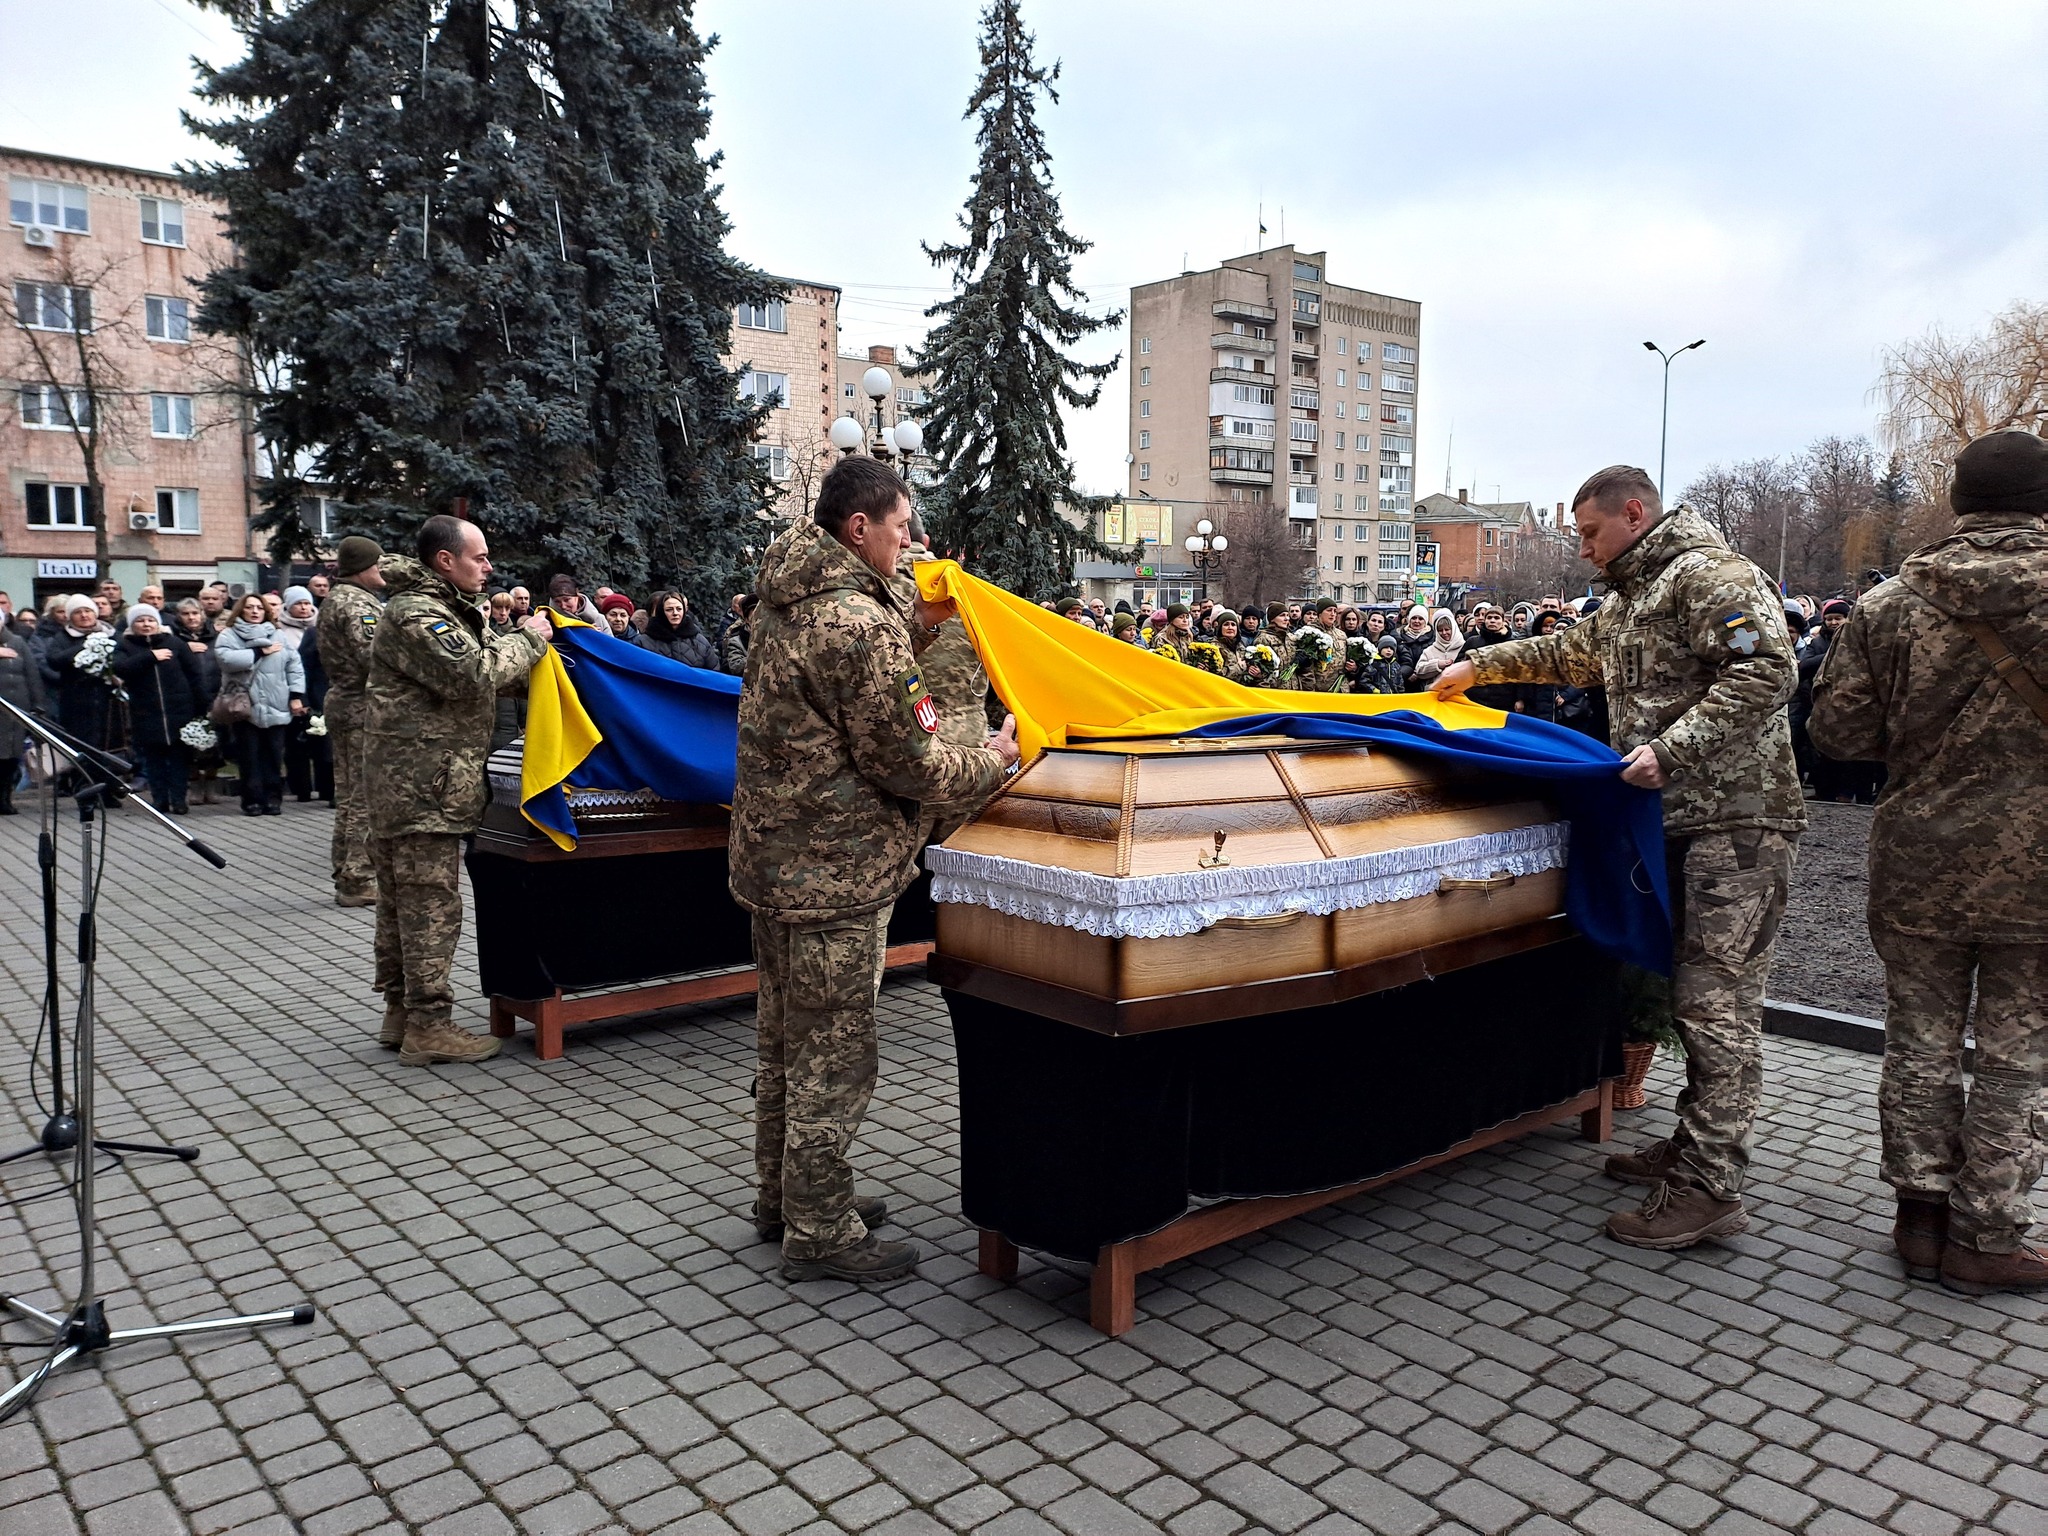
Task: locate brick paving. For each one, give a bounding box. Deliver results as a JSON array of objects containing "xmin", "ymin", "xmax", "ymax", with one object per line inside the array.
[{"xmin": 0, "ymin": 800, "xmax": 2043, "ymax": 1536}]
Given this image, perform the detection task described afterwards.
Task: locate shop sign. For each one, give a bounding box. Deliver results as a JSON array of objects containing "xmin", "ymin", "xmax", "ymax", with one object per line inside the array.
[{"xmin": 37, "ymin": 559, "xmax": 97, "ymax": 580}]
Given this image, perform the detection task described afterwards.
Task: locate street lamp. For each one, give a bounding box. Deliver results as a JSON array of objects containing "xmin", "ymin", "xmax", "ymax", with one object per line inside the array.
[
  {"xmin": 1643, "ymin": 339, "xmax": 1705, "ymax": 498},
  {"xmin": 828, "ymin": 415, "xmax": 864, "ymax": 455},
  {"xmin": 862, "ymin": 366, "xmax": 894, "ymax": 456},
  {"xmin": 890, "ymin": 417, "xmax": 923, "ymax": 484},
  {"xmin": 1184, "ymin": 517, "xmax": 1228, "ymax": 603}
]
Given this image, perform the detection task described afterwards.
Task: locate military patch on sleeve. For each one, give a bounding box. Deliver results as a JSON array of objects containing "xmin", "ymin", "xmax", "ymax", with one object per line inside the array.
[
  {"xmin": 359, "ymin": 613, "xmax": 378, "ymax": 632},
  {"xmin": 898, "ymin": 666, "xmax": 938, "ymax": 734},
  {"xmin": 425, "ymin": 618, "xmax": 468, "ymax": 656},
  {"xmin": 1716, "ymin": 607, "xmax": 1762, "ymax": 656}
]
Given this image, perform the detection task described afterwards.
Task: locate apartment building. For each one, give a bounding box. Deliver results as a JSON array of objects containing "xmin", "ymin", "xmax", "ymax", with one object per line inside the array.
[
  {"xmin": 725, "ymin": 276, "xmax": 840, "ymax": 515},
  {"xmin": 1126, "ymin": 244, "xmax": 1421, "ymax": 605},
  {"xmin": 3, "ymin": 147, "xmax": 257, "ymax": 610},
  {"xmin": 833, "ymin": 344, "xmax": 933, "ymax": 486},
  {"xmin": 1414, "ymin": 490, "xmax": 1540, "ymax": 600}
]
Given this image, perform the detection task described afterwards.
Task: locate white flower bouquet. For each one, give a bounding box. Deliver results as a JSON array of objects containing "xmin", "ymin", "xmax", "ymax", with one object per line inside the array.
[
  {"xmin": 179, "ymin": 719, "xmax": 218, "ymax": 752},
  {"xmin": 304, "ymin": 714, "xmax": 327, "ymax": 738}
]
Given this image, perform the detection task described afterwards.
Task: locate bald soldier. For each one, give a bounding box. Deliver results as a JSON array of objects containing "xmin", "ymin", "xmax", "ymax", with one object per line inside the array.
[
  {"xmin": 1434, "ymin": 465, "xmax": 1804, "ymax": 1250},
  {"xmin": 1810, "ymin": 429, "xmax": 2048, "ymax": 1295}
]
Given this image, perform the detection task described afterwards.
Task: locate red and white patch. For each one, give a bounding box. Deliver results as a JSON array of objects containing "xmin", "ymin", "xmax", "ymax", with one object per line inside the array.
[{"xmin": 913, "ymin": 694, "xmax": 939, "ymax": 734}]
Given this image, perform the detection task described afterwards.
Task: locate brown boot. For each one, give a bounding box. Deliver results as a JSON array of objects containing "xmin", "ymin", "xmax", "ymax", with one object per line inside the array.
[
  {"xmin": 1604, "ymin": 1137, "xmax": 1681, "ymax": 1186},
  {"xmin": 1893, "ymin": 1196, "xmax": 1948, "ymax": 1280},
  {"xmin": 1939, "ymin": 1239, "xmax": 2048, "ymax": 1296},
  {"xmin": 1607, "ymin": 1178, "xmax": 1748, "ymax": 1250},
  {"xmin": 398, "ymin": 1020, "xmax": 502, "ymax": 1066},
  {"xmin": 752, "ymin": 1194, "xmax": 890, "ymax": 1244},
  {"xmin": 781, "ymin": 1234, "xmax": 918, "ymax": 1285},
  {"xmin": 378, "ymin": 1005, "xmax": 406, "ymax": 1051},
  {"xmin": 336, "ymin": 884, "xmax": 377, "ymax": 909}
]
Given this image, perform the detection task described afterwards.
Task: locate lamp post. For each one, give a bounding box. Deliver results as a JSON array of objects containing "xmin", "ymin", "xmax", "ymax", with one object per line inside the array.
[
  {"xmin": 862, "ymin": 366, "xmax": 894, "ymax": 457},
  {"xmin": 1183, "ymin": 518, "xmax": 1228, "ymax": 604},
  {"xmin": 890, "ymin": 417, "xmax": 923, "ymax": 487},
  {"xmin": 1642, "ymin": 338, "xmax": 1705, "ymax": 498},
  {"xmin": 828, "ymin": 415, "xmax": 864, "ymax": 455}
]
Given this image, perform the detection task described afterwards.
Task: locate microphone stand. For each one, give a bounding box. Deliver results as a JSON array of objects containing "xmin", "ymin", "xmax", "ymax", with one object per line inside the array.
[{"xmin": 0, "ymin": 693, "xmax": 312, "ymax": 1423}]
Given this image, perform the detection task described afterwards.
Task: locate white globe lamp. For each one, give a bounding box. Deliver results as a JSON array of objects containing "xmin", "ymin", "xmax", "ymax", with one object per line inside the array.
[{"xmin": 828, "ymin": 416, "xmax": 864, "ymax": 453}]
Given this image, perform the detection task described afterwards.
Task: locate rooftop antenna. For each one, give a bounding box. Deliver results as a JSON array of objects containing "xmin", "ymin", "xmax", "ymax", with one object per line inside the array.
[{"xmin": 1444, "ymin": 423, "xmax": 1454, "ymax": 494}]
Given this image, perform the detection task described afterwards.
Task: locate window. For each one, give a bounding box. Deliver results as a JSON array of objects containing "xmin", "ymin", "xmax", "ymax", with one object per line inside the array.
[
  {"xmin": 1138, "ymin": 462, "xmax": 1151, "ymax": 481},
  {"xmin": 1354, "ymin": 555, "xmax": 1371, "ymax": 573},
  {"xmin": 1231, "ymin": 383, "xmax": 1275, "ymax": 404},
  {"xmin": 1329, "ymin": 556, "xmax": 1343, "ymax": 571},
  {"xmin": 1379, "ymin": 523, "xmax": 1410, "ymax": 543},
  {"xmin": 1485, "ymin": 527, "xmax": 1495, "ymax": 546},
  {"xmin": 1290, "ymin": 388, "xmax": 1319, "ymax": 411},
  {"xmin": 735, "ymin": 299, "xmax": 787, "ymax": 331},
  {"xmin": 1381, "ymin": 373, "xmax": 1415, "ymax": 394},
  {"xmin": 1380, "ymin": 464, "xmax": 1413, "ymax": 491},
  {"xmin": 1332, "ymin": 463, "xmax": 1345, "ymax": 482},
  {"xmin": 1138, "ymin": 430, "xmax": 1150, "ymax": 450},
  {"xmin": 1381, "ymin": 432, "xmax": 1415, "ymax": 453},
  {"xmin": 139, "ymin": 196, "xmax": 184, "ymax": 246},
  {"xmin": 1335, "ymin": 338, "xmax": 1347, "ymax": 356},
  {"xmin": 19, "ymin": 384, "xmax": 90, "ymax": 429},
  {"xmin": 1379, "ymin": 552, "xmax": 1411, "ymax": 571},
  {"xmin": 1331, "ymin": 523, "xmax": 1344, "ymax": 540},
  {"xmin": 1288, "ymin": 419, "xmax": 1318, "ymax": 442},
  {"xmin": 1331, "ymin": 493, "xmax": 1345, "ymax": 511},
  {"xmin": 1139, "ymin": 336, "xmax": 1151, "ymax": 354},
  {"xmin": 1224, "ymin": 417, "xmax": 1269, "ymax": 438},
  {"xmin": 1293, "ymin": 292, "xmax": 1320, "ymax": 319},
  {"xmin": 1333, "ymin": 431, "xmax": 1346, "ymax": 451},
  {"xmin": 1138, "ymin": 367, "xmax": 1150, "ymax": 386},
  {"xmin": 1139, "ymin": 399, "xmax": 1150, "ymax": 418},
  {"xmin": 739, "ymin": 369, "xmax": 788, "ymax": 406},
  {"xmin": 750, "ymin": 444, "xmax": 790, "ymax": 480},
  {"xmin": 1377, "ymin": 582, "xmax": 1405, "ymax": 602},
  {"xmin": 1335, "ymin": 369, "xmax": 1346, "ymax": 388},
  {"xmin": 145, "ymin": 294, "xmax": 189, "ymax": 342},
  {"xmin": 8, "ymin": 177, "xmax": 88, "ymax": 232},
  {"xmin": 306, "ymin": 496, "xmax": 341, "ymax": 539},
  {"xmin": 25, "ymin": 482, "xmax": 92, "ymax": 527},
  {"xmin": 1353, "ymin": 434, "xmax": 1371, "ymax": 454},
  {"xmin": 15, "ymin": 281, "xmax": 91, "ymax": 332},
  {"xmin": 842, "ymin": 382, "xmax": 855, "ymax": 400},
  {"xmin": 1381, "ymin": 493, "xmax": 1411, "ymax": 513},
  {"xmin": 155, "ymin": 487, "xmax": 200, "ymax": 533},
  {"xmin": 1381, "ymin": 403, "xmax": 1414, "ymax": 426},
  {"xmin": 150, "ymin": 392, "xmax": 194, "ymax": 437},
  {"xmin": 1209, "ymin": 447, "xmax": 1272, "ymax": 472},
  {"xmin": 1383, "ymin": 342, "xmax": 1417, "ymax": 364},
  {"xmin": 1334, "ymin": 402, "xmax": 1346, "ymax": 420},
  {"xmin": 1294, "ymin": 261, "xmax": 1322, "ymax": 282}
]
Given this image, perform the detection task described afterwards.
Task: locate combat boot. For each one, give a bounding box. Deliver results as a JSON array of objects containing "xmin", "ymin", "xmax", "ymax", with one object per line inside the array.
[
  {"xmin": 1604, "ymin": 1137, "xmax": 1681, "ymax": 1187},
  {"xmin": 397, "ymin": 1020, "xmax": 501, "ymax": 1066},
  {"xmin": 1893, "ymin": 1195, "xmax": 1948, "ymax": 1280},
  {"xmin": 1606, "ymin": 1178, "xmax": 1748, "ymax": 1250},
  {"xmin": 378, "ymin": 1005, "xmax": 406, "ymax": 1051},
  {"xmin": 752, "ymin": 1195, "xmax": 890, "ymax": 1244},
  {"xmin": 1939, "ymin": 1240, "xmax": 2048, "ymax": 1296},
  {"xmin": 336, "ymin": 884, "xmax": 377, "ymax": 909},
  {"xmin": 781, "ymin": 1234, "xmax": 917, "ymax": 1285}
]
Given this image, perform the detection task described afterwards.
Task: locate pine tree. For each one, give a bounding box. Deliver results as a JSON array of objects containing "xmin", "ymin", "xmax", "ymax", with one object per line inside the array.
[
  {"xmin": 187, "ymin": 0, "xmax": 776, "ymax": 610},
  {"xmin": 910, "ymin": 0, "xmax": 1121, "ymax": 600}
]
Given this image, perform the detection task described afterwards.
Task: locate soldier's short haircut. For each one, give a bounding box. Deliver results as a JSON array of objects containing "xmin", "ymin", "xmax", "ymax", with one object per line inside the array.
[
  {"xmin": 418, "ymin": 514, "xmax": 475, "ymax": 566},
  {"xmin": 816, "ymin": 455, "xmax": 909, "ymax": 537},
  {"xmin": 1572, "ymin": 465, "xmax": 1661, "ymax": 517}
]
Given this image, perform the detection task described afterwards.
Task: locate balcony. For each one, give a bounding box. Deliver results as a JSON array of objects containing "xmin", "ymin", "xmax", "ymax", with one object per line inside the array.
[
  {"xmin": 1210, "ymin": 432, "xmax": 1275, "ymax": 451},
  {"xmin": 1210, "ymin": 366, "xmax": 1272, "ymax": 386},
  {"xmin": 1288, "ymin": 471, "xmax": 1319, "ymax": 486},
  {"xmin": 1291, "ymin": 304, "xmax": 1321, "ymax": 328},
  {"xmin": 1291, "ymin": 337, "xmax": 1318, "ymax": 360},
  {"xmin": 1211, "ymin": 333, "xmax": 1276, "ymax": 356},
  {"xmin": 1210, "ymin": 465, "xmax": 1274, "ymax": 487},
  {"xmin": 1212, "ymin": 297, "xmax": 1277, "ymax": 325}
]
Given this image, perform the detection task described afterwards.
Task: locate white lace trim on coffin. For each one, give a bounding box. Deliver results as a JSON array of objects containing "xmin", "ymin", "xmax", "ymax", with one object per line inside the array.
[{"xmin": 926, "ymin": 822, "xmax": 1570, "ymax": 940}]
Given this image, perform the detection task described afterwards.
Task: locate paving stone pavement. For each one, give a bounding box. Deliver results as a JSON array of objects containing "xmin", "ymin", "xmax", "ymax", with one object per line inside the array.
[{"xmin": 0, "ymin": 800, "xmax": 2044, "ymax": 1536}]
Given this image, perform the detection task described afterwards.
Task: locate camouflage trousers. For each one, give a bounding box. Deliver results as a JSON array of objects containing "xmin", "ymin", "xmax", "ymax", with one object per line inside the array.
[
  {"xmin": 1664, "ymin": 829, "xmax": 1797, "ymax": 1200},
  {"xmin": 371, "ymin": 834, "xmax": 465, "ymax": 1037},
  {"xmin": 329, "ymin": 719, "xmax": 375, "ymax": 897},
  {"xmin": 752, "ymin": 911, "xmax": 888, "ymax": 1261},
  {"xmin": 1871, "ymin": 929, "xmax": 2047, "ymax": 1253}
]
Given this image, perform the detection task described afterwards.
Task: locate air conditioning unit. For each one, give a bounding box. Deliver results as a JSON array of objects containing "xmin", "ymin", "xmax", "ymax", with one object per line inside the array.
[
  {"xmin": 22, "ymin": 224, "xmax": 55, "ymax": 248},
  {"xmin": 129, "ymin": 510, "xmax": 157, "ymax": 531}
]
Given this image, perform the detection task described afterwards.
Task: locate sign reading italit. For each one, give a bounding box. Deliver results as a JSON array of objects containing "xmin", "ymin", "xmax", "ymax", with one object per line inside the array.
[{"xmin": 37, "ymin": 559, "xmax": 98, "ymax": 580}]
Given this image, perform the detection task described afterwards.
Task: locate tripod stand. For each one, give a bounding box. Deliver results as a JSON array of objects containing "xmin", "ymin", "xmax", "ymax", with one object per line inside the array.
[
  {"xmin": 0, "ymin": 710, "xmax": 197, "ymax": 1169},
  {"xmin": 0, "ymin": 699, "xmax": 312, "ymax": 1422}
]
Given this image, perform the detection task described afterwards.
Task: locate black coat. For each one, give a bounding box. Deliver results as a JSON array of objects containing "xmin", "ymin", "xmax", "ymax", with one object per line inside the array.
[
  {"xmin": 41, "ymin": 631, "xmax": 116, "ymax": 748},
  {"xmin": 111, "ymin": 632, "xmax": 205, "ymax": 748},
  {"xmin": 636, "ymin": 623, "xmax": 718, "ymax": 671},
  {"xmin": 171, "ymin": 626, "xmax": 221, "ymax": 703},
  {"xmin": 0, "ymin": 633, "xmax": 48, "ymax": 758}
]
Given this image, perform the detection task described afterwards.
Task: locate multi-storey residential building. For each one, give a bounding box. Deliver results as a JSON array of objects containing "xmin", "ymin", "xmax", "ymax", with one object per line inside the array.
[
  {"xmin": 1126, "ymin": 244, "xmax": 1420, "ymax": 605},
  {"xmin": 3, "ymin": 147, "xmax": 257, "ymax": 610},
  {"xmin": 724, "ymin": 276, "xmax": 840, "ymax": 517},
  {"xmin": 833, "ymin": 344, "xmax": 934, "ymax": 490}
]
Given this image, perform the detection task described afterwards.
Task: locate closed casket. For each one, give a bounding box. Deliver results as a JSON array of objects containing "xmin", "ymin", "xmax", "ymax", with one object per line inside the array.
[{"xmin": 926, "ymin": 734, "xmax": 1571, "ymax": 1030}]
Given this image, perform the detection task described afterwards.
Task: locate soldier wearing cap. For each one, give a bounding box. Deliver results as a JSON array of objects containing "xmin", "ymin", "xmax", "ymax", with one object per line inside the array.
[
  {"xmin": 1434, "ymin": 464, "xmax": 1804, "ymax": 1249},
  {"xmin": 316, "ymin": 535, "xmax": 386, "ymax": 908}
]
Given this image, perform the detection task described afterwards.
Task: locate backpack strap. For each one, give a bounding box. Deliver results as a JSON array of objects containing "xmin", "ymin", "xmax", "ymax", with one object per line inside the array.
[{"xmin": 1959, "ymin": 619, "xmax": 2048, "ymax": 727}]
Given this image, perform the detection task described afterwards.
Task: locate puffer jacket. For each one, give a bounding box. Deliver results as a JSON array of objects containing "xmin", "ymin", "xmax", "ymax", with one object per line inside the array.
[
  {"xmin": 1810, "ymin": 508, "xmax": 2047, "ymax": 942},
  {"xmin": 214, "ymin": 619, "xmax": 305, "ymax": 727},
  {"xmin": 636, "ymin": 621, "xmax": 719, "ymax": 672},
  {"xmin": 0, "ymin": 630, "xmax": 48, "ymax": 757},
  {"xmin": 111, "ymin": 631, "xmax": 205, "ymax": 747},
  {"xmin": 728, "ymin": 520, "xmax": 1005, "ymax": 923}
]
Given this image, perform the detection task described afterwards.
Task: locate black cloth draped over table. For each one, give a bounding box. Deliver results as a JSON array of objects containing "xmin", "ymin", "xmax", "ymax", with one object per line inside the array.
[{"xmin": 947, "ymin": 937, "xmax": 1624, "ymax": 1262}]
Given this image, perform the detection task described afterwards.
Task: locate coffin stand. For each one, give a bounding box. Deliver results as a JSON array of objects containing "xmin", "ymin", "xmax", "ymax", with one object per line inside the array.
[{"xmin": 927, "ymin": 735, "xmax": 1624, "ymax": 1336}]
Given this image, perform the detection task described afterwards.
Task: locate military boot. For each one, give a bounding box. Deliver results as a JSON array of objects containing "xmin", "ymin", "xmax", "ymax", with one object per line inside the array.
[
  {"xmin": 1606, "ymin": 1178, "xmax": 1748, "ymax": 1250},
  {"xmin": 1604, "ymin": 1138, "xmax": 1681, "ymax": 1187},
  {"xmin": 1939, "ymin": 1240, "xmax": 2048, "ymax": 1296},
  {"xmin": 397, "ymin": 1020, "xmax": 501, "ymax": 1067},
  {"xmin": 336, "ymin": 884, "xmax": 377, "ymax": 909},
  {"xmin": 378, "ymin": 1004, "xmax": 406, "ymax": 1051},
  {"xmin": 752, "ymin": 1195, "xmax": 890, "ymax": 1244},
  {"xmin": 1893, "ymin": 1196, "xmax": 1948, "ymax": 1280},
  {"xmin": 781, "ymin": 1234, "xmax": 917, "ymax": 1285}
]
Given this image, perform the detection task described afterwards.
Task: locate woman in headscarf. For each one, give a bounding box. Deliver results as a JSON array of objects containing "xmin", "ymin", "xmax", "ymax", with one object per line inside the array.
[
  {"xmin": 1406, "ymin": 609, "xmax": 1467, "ymax": 687},
  {"xmin": 636, "ymin": 591, "xmax": 719, "ymax": 670},
  {"xmin": 40, "ymin": 594, "xmax": 116, "ymax": 750},
  {"xmin": 1392, "ymin": 604, "xmax": 1436, "ymax": 682},
  {"xmin": 111, "ymin": 604, "xmax": 205, "ymax": 813}
]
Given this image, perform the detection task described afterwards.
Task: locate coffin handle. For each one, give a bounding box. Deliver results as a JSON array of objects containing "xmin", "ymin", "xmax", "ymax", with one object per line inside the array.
[{"xmin": 1437, "ymin": 872, "xmax": 1518, "ymax": 896}]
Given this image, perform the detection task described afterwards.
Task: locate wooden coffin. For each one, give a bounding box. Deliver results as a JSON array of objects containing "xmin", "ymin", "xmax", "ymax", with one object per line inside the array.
[{"xmin": 927, "ymin": 735, "xmax": 1569, "ymax": 1033}]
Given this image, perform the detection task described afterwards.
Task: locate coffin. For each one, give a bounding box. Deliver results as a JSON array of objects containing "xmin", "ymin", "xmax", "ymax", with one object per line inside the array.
[{"xmin": 927, "ymin": 734, "xmax": 1570, "ymax": 1033}]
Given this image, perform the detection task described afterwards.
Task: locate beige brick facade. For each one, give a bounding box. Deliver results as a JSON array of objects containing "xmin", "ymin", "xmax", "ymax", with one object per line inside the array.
[{"xmin": 723, "ymin": 278, "xmax": 840, "ymax": 520}]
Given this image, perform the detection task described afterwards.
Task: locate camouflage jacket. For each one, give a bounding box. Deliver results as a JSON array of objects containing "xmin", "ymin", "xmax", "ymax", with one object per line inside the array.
[
  {"xmin": 895, "ymin": 550, "xmax": 990, "ymax": 749},
  {"xmin": 730, "ymin": 521, "xmax": 1007, "ymax": 923},
  {"xmin": 315, "ymin": 577, "xmax": 383, "ymax": 731},
  {"xmin": 362, "ymin": 557, "xmax": 546, "ymax": 838},
  {"xmin": 1284, "ymin": 627, "xmax": 1347, "ymax": 692},
  {"xmin": 1809, "ymin": 510, "xmax": 2048, "ymax": 942},
  {"xmin": 1467, "ymin": 506, "xmax": 1805, "ymax": 838}
]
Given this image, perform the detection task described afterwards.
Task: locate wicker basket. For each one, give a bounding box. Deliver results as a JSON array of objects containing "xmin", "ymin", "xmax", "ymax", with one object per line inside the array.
[{"xmin": 1615, "ymin": 1039, "xmax": 1659, "ymax": 1110}]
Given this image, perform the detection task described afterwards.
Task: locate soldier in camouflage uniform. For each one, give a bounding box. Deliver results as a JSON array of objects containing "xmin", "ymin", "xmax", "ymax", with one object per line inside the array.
[
  {"xmin": 1152, "ymin": 603, "xmax": 1197, "ymax": 663},
  {"xmin": 1810, "ymin": 429, "xmax": 2048, "ymax": 1295},
  {"xmin": 364, "ymin": 518, "xmax": 549, "ymax": 1064},
  {"xmin": 1435, "ymin": 464, "xmax": 1804, "ymax": 1249},
  {"xmin": 315, "ymin": 536, "xmax": 385, "ymax": 908},
  {"xmin": 898, "ymin": 541, "xmax": 999, "ymax": 844},
  {"xmin": 732, "ymin": 456, "xmax": 1016, "ymax": 1284}
]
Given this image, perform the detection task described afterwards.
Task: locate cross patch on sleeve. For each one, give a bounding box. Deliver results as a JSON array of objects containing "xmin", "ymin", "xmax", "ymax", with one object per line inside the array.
[
  {"xmin": 898, "ymin": 666, "xmax": 938, "ymax": 734},
  {"xmin": 1716, "ymin": 608, "xmax": 1762, "ymax": 657}
]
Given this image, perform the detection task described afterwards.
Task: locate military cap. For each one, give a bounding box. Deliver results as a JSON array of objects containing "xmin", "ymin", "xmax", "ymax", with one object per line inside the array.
[
  {"xmin": 1952, "ymin": 428, "xmax": 2048, "ymax": 515},
  {"xmin": 336, "ymin": 536, "xmax": 384, "ymax": 576}
]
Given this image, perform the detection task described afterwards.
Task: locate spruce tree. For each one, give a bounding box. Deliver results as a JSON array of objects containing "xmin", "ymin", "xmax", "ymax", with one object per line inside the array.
[
  {"xmin": 187, "ymin": 0, "xmax": 776, "ymax": 610},
  {"xmin": 910, "ymin": 0, "xmax": 1122, "ymax": 600}
]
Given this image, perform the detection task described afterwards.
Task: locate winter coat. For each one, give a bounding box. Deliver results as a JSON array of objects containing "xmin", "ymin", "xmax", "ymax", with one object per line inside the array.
[
  {"xmin": 171, "ymin": 625, "xmax": 221, "ymax": 704},
  {"xmin": 111, "ymin": 632, "xmax": 205, "ymax": 748},
  {"xmin": 0, "ymin": 631, "xmax": 49, "ymax": 757},
  {"xmin": 41, "ymin": 630, "xmax": 116, "ymax": 748},
  {"xmin": 636, "ymin": 623, "xmax": 719, "ymax": 671},
  {"xmin": 1809, "ymin": 508, "xmax": 2047, "ymax": 942},
  {"xmin": 720, "ymin": 623, "xmax": 751, "ymax": 677},
  {"xmin": 1463, "ymin": 626, "xmax": 1519, "ymax": 710},
  {"xmin": 1393, "ymin": 626, "xmax": 1434, "ymax": 679},
  {"xmin": 297, "ymin": 626, "xmax": 330, "ymax": 713},
  {"xmin": 728, "ymin": 519, "xmax": 1006, "ymax": 923},
  {"xmin": 214, "ymin": 619, "xmax": 307, "ymax": 728},
  {"xmin": 315, "ymin": 579, "xmax": 383, "ymax": 731}
]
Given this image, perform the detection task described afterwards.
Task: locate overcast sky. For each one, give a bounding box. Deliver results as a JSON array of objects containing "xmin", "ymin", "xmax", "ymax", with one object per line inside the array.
[{"xmin": 9, "ymin": 0, "xmax": 2044, "ymax": 510}]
